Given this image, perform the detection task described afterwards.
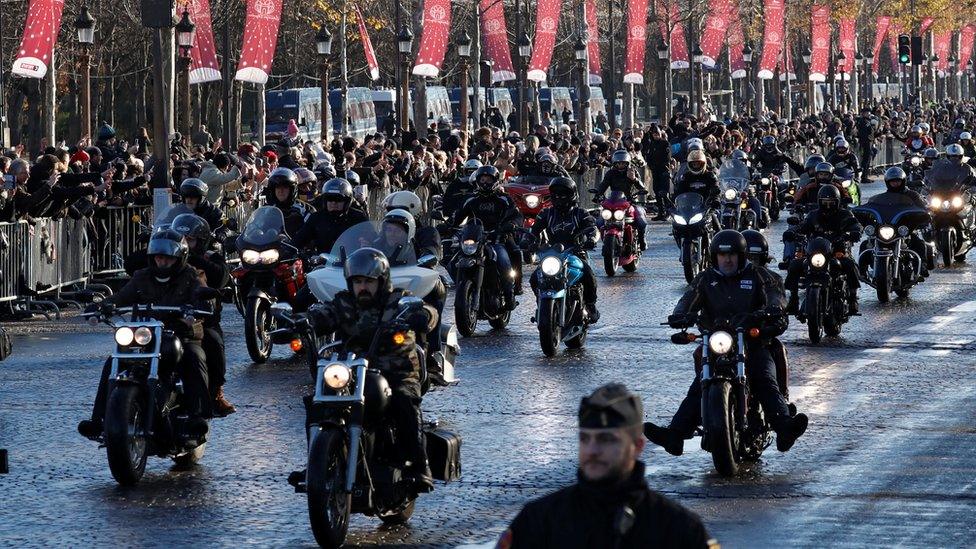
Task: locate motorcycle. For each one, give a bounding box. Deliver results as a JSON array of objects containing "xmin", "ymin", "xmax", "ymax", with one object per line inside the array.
[
  {"xmin": 925, "ymin": 161, "xmax": 975, "ymax": 266},
  {"xmin": 853, "ymin": 195, "xmax": 932, "ymax": 302},
  {"xmin": 81, "ymin": 303, "xmax": 213, "ymax": 486},
  {"xmin": 903, "ymin": 152, "xmax": 927, "ymax": 190},
  {"xmin": 294, "ymin": 297, "xmax": 462, "ymax": 548},
  {"xmin": 753, "ymin": 172, "xmax": 782, "ymax": 221},
  {"xmin": 591, "ymin": 189, "xmax": 645, "ymax": 276},
  {"xmin": 503, "ymin": 175, "xmax": 553, "ymax": 229},
  {"xmin": 672, "ymin": 192, "xmax": 713, "ymax": 283},
  {"xmin": 793, "ymin": 236, "xmax": 855, "ymax": 344},
  {"xmin": 717, "ymin": 161, "xmax": 758, "ymax": 231},
  {"xmin": 667, "ymin": 311, "xmax": 788, "ymax": 477},
  {"xmin": 834, "ymin": 168, "xmax": 861, "ymax": 206},
  {"xmin": 533, "ymin": 239, "xmax": 592, "ymax": 356},
  {"xmin": 231, "ymin": 206, "xmax": 309, "ymax": 364},
  {"xmin": 450, "ymin": 218, "xmax": 517, "ymax": 336}
]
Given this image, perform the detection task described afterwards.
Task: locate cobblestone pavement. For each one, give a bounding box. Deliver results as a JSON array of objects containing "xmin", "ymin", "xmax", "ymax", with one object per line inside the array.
[{"xmin": 2, "ymin": 183, "xmax": 975, "ymax": 547}]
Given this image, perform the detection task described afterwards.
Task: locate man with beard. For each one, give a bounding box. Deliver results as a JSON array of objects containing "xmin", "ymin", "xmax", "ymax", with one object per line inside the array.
[{"xmin": 498, "ymin": 384, "xmax": 716, "ymax": 549}]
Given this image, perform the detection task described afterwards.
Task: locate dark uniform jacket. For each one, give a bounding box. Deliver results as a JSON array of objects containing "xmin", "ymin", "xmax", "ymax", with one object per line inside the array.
[
  {"xmin": 292, "ymin": 208, "xmax": 369, "ymax": 254},
  {"xmin": 453, "ymin": 191, "xmax": 523, "ymax": 231},
  {"xmin": 501, "ymin": 462, "xmax": 714, "ymax": 549},
  {"xmin": 596, "ymin": 169, "xmax": 646, "ymax": 199},
  {"xmin": 104, "ymin": 265, "xmax": 206, "ymax": 341},
  {"xmin": 797, "ymin": 208, "xmax": 863, "ymax": 243},
  {"xmin": 674, "ymin": 171, "xmax": 719, "ymax": 203},
  {"xmin": 530, "ymin": 206, "xmax": 597, "ymax": 251},
  {"xmin": 675, "ymin": 263, "xmax": 787, "ymax": 338}
]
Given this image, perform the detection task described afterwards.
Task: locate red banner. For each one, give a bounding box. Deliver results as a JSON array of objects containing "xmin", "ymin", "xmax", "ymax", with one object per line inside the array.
[
  {"xmin": 623, "ymin": 0, "xmax": 649, "ymax": 84},
  {"xmin": 934, "ymin": 31, "xmax": 951, "ymax": 76},
  {"xmin": 871, "ymin": 16, "xmax": 891, "ymax": 77},
  {"xmin": 413, "ymin": 0, "xmax": 452, "ymax": 77},
  {"xmin": 809, "ymin": 4, "xmax": 831, "ymax": 82},
  {"xmin": 888, "ymin": 19, "xmax": 904, "ymax": 70},
  {"xmin": 919, "ymin": 17, "xmax": 934, "ymax": 35},
  {"xmin": 354, "ymin": 7, "xmax": 379, "ymax": 81},
  {"xmin": 586, "ymin": 0, "xmax": 602, "ymax": 84},
  {"xmin": 182, "ymin": 0, "xmax": 221, "ymax": 84},
  {"xmin": 527, "ymin": 0, "xmax": 561, "ymax": 81},
  {"xmin": 480, "ymin": 0, "xmax": 515, "ymax": 82},
  {"xmin": 700, "ymin": 0, "xmax": 734, "ymax": 68},
  {"xmin": 959, "ymin": 25, "xmax": 975, "ymax": 75},
  {"xmin": 235, "ymin": 0, "xmax": 283, "ymax": 84},
  {"xmin": 838, "ymin": 18, "xmax": 855, "ymax": 81},
  {"xmin": 655, "ymin": 0, "xmax": 689, "ymax": 69},
  {"xmin": 10, "ymin": 0, "xmax": 64, "ymax": 79},
  {"xmin": 728, "ymin": 9, "xmax": 746, "ymax": 78},
  {"xmin": 757, "ymin": 0, "xmax": 784, "ymax": 79}
]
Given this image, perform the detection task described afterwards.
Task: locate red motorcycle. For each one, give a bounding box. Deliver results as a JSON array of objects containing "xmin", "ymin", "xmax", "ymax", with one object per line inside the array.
[
  {"xmin": 592, "ymin": 190, "xmax": 643, "ymax": 276},
  {"xmin": 503, "ymin": 175, "xmax": 552, "ymax": 228}
]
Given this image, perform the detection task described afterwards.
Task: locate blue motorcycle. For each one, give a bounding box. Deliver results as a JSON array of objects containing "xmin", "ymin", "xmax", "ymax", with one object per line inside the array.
[{"xmin": 534, "ymin": 244, "xmax": 590, "ymax": 356}]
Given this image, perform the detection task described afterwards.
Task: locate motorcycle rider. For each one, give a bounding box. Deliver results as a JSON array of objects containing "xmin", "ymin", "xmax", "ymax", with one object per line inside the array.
[
  {"xmin": 442, "ymin": 159, "xmax": 482, "ymax": 220},
  {"xmin": 644, "ymin": 230, "xmax": 809, "ymax": 455},
  {"xmin": 529, "ymin": 177, "xmax": 601, "ymax": 323},
  {"xmin": 498, "ymin": 383, "xmax": 715, "ymax": 549},
  {"xmin": 383, "ymin": 190, "xmax": 442, "ymax": 261},
  {"xmin": 78, "ymin": 229, "xmax": 211, "ymax": 439},
  {"xmin": 784, "ymin": 186, "xmax": 863, "ymax": 315},
  {"xmin": 742, "ymin": 230, "xmax": 791, "ymax": 399},
  {"xmin": 826, "ymin": 138, "xmax": 861, "ymax": 180},
  {"xmin": 306, "ymin": 248, "xmax": 438, "ymax": 491},
  {"xmin": 793, "ymin": 162, "xmax": 852, "ymax": 206},
  {"xmin": 870, "ymin": 166, "xmax": 932, "ymax": 274},
  {"xmin": 674, "ymin": 150, "xmax": 719, "ymax": 203},
  {"xmin": 293, "ymin": 177, "xmax": 369, "ymax": 255},
  {"xmin": 903, "ymin": 125, "xmax": 934, "ymax": 153},
  {"xmin": 959, "ymin": 132, "xmax": 976, "ymax": 167},
  {"xmin": 171, "ymin": 213, "xmax": 236, "ymax": 416},
  {"xmin": 751, "ymin": 135, "xmax": 804, "ymax": 178},
  {"xmin": 179, "ymin": 178, "xmax": 226, "ymax": 239},
  {"xmin": 452, "ymin": 165, "xmax": 524, "ymax": 306},
  {"xmin": 594, "ymin": 150, "xmax": 649, "ymax": 251},
  {"xmin": 264, "ymin": 167, "xmax": 310, "ymax": 237},
  {"xmin": 797, "ymin": 154, "xmax": 827, "ymax": 188}
]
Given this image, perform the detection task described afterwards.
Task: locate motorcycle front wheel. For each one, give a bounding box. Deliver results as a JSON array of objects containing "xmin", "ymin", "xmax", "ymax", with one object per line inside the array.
[
  {"xmin": 805, "ymin": 286, "xmax": 823, "ymax": 345},
  {"xmin": 705, "ymin": 381, "xmax": 740, "ymax": 477},
  {"xmin": 244, "ymin": 297, "xmax": 274, "ymax": 363},
  {"xmin": 537, "ymin": 298, "xmax": 561, "ymax": 357},
  {"xmin": 875, "ymin": 259, "xmax": 891, "ymax": 303},
  {"xmin": 104, "ymin": 385, "xmax": 149, "ymax": 486},
  {"xmin": 307, "ymin": 428, "xmax": 352, "ymax": 549},
  {"xmin": 681, "ymin": 239, "xmax": 699, "ymax": 283},
  {"xmin": 454, "ymin": 279, "xmax": 479, "ymax": 337},
  {"xmin": 939, "ymin": 229, "xmax": 955, "ymax": 268}
]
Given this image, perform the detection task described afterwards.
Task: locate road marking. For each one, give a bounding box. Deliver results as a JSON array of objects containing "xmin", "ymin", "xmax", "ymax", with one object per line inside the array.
[{"xmin": 948, "ymin": 300, "xmax": 976, "ymax": 312}]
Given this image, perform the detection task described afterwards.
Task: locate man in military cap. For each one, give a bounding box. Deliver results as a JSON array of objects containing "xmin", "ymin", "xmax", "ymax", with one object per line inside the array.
[{"xmin": 497, "ymin": 383, "xmax": 716, "ymax": 549}]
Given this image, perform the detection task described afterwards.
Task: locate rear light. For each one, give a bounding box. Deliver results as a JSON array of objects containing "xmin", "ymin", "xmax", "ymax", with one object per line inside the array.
[
  {"xmin": 748, "ymin": 328, "xmax": 760, "ymax": 338},
  {"xmin": 290, "ymin": 339, "xmax": 303, "ymax": 352}
]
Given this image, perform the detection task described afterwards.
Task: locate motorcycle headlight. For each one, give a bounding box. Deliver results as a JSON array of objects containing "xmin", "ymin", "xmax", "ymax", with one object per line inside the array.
[
  {"xmin": 323, "ymin": 363, "xmax": 352, "ymax": 390},
  {"xmin": 242, "ymin": 249, "xmax": 260, "ymax": 264},
  {"xmin": 708, "ymin": 331, "xmax": 734, "ymax": 355},
  {"xmin": 761, "ymin": 177, "xmax": 770, "ymax": 185},
  {"xmin": 864, "ymin": 225, "xmax": 876, "ymax": 237},
  {"xmin": 931, "ymin": 196, "xmax": 942, "ymax": 209},
  {"xmin": 724, "ymin": 189, "xmax": 737, "ymax": 200},
  {"xmin": 688, "ymin": 213, "xmax": 704, "ymax": 224},
  {"xmin": 540, "ymin": 256, "xmax": 562, "ymax": 276},
  {"xmin": 461, "ymin": 239, "xmax": 478, "ymax": 255},
  {"xmin": 524, "ymin": 194, "xmax": 540, "ymax": 208},
  {"xmin": 601, "ymin": 209, "xmax": 612, "ymax": 220},
  {"xmin": 115, "ymin": 327, "xmax": 134, "ymax": 346},
  {"xmin": 613, "ymin": 210, "xmax": 625, "ymax": 221},
  {"xmin": 810, "ymin": 253, "xmax": 827, "ymax": 268},
  {"xmin": 673, "ymin": 214, "xmax": 688, "ymax": 225},
  {"xmin": 133, "ymin": 326, "xmax": 153, "ymax": 346},
  {"xmin": 910, "ymin": 156, "xmax": 922, "ymax": 166},
  {"xmin": 878, "ymin": 225, "xmax": 896, "ymax": 241},
  {"xmin": 897, "ymin": 225, "xmax": 910, "ymax": 237},
  {"xmin": 952, "ymin": 196, "xmax": 964, "ymax": 209},
  {"xmin": 259, "ymin": 249, "xmax": 280, "ymax": 264},
  {"xmin": 841, "ymin": 180, "xmax": 851, "ymax": 188}
]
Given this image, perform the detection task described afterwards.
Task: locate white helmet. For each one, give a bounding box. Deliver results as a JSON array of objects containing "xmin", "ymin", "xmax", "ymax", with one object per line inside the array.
[
  {"xmin": 687, "ymin": 150, "xmax": 707, "ymax": 174},
  {"xmin": 960, "ymin": 131, "xmax": 973, "ymax": 141},
  {"xmin": 919, "ymin": 122, "xmax": 931, "ymax": 134},
  {"xmin": 382, "ymin": 190, "xmax": 424, "ymax": 217},
  {"xmin": 382, "ymin": 208, "xmax": 416, "ymax": 242}
]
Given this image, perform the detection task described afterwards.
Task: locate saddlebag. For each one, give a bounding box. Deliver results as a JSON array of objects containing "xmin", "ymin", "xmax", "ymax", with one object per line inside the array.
[{"xmin": 425, "ymin": 429, "xmax": 461, "ymax": 482}]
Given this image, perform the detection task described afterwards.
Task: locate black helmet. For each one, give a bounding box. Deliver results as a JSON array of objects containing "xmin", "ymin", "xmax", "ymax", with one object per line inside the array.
[
  {"xmin": 742, "ymin": 229, "xmax": 769, "ymax": 264},
  {"xmin": 817, "ymin": 184, "xmax": 841, "ymax": 212},
  {"xmin": 814, "ymin": 162, "xmax": 835, "ymax": 184},
  {"xmin": 731, "ymin": 149, "xmax": 749, "ymax": 164},
  {"xmin": 321, "ymin": 177, "xmax": 353, "ymax": 210},
  {"xmin": 472, "ymin": 165, "xmax": 501, "ymax": 193},
  {"xmin": 923, "ymin": 147, "xmax": 940, "ymax": 160},
  {"xmin": 548, "ymin": 177, "xmax": 578, "ymax": 211},
  {"xmin": 761, "ymin": 135, "xmax": 776, "ymax": 150},
  {"xmin": 343, "ymin": 247, "xmax": 392, "ymax": 295},
  {"xmin": 708, "ymin": 229, "xmax": 747, "ymax": 271},
  {"xmin": 147, "ymin": 228, "xmax": 189, "ymax": 280},
  {"xmin": 884, "ymin": 166, "xmax": 907, "ymax": 191},
  {"xmin": 611, "ymin": 150, "xmax": 631, "ymax": 168},
  {"xmin": 268, "ymin": 167, "xmax": 298, "ymax": 204},
  {"xmin": 170, "ymin": 213, "xmax": 212, "ymax": 253},
  {"xmin": 314, "ymin": 163, "xmax": 337, "ymax": 181},
  {"xmin": 804, "ymin": 154, "xmax": 826, "ymax": 173},
  {"xmin": 180, "ymin": 178, "xmax": 208, "ymax": 201},
  {"xmin": 344, "ymin": 169, "xmax": 361, "ymax": 186}
]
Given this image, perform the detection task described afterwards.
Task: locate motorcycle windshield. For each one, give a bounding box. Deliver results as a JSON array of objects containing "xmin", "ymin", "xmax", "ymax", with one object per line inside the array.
[
  {"xmin": 241, "ymin": 206, "xmax": 287, "ymax": 247},
  {"xmin": 718, "ymin": 161, "xmax": 750, "ymax": 199},
  {"xmin": 925, "ymin": 160, "xmax": 970, "ymax": 192},
  {"xmin": 604, "ymin": 190, "xmax": 629, "ymax": 204},
  {"xmin": 718, "ymin": 160, "xmax": 751, "ymax": 182},
  {"xmin": 153, "ymin": 204, "xmax": 195, "ymax": 230},
  {"xmin": 329, "ymin": 220, "xmax": 418, "ymax": 266},
  {"xmin": 505, "ymin": 175, "xmax": 554, "ymax": 189},
  {"xmin": 674, "ymin": 192, "xmax": 706, "ymax": 216},
  {"xmin": 855, "ymin": 194, "xmax": 930, "ymax": 227}
]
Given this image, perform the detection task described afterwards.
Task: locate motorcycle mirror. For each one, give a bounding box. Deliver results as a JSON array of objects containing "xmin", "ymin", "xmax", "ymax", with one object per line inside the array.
[
  {"xmin": 670, "ymin": 332, "xmax": 692, "ymax": 345},
  {"xmin": 418, "ymin": 254, "xmax": 438, "ymax": 268},
  {"xmin": 397, "ymin": 296, "xmax": 424, "ymax": 311}
]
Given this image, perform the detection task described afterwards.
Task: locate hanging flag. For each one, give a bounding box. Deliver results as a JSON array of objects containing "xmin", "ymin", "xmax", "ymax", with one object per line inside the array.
[
  {"xmin": 934, "ymin": 31, "xmax": 951, "ymax": 76},
  {"xmin": 958, "ymin": 25, "xmax": 975, "ymax": 75},
  {"xmin": 655, "ymin": 0, "xmax": 689, "ymax": 69},
  {"xmin": 728, "ymin": 6, "xmax": 746, "ymax": 78},
  {"xmin": 354, "ymin": 7, "xmax": 379, "ymax": 80},
  {"xmin": 838, "ymin": 18, "xmax": 856, "ymax": 81},
  {"xmin": 480, "ymin": 0, "xmax": 516, "ymax": 82},
  {"xmin": 871, "ymin": 16, "xmax": 891, "ymax": 77},
  {"xmin": 183, "ymin": 0, "xmax": 221, "ymax": 84},
  {"xmin": 623, "ymin": 0, "xmax": 649, "ymax": 84},
  {"xmin": 809, "ymin": 4, "xmax": 831, "ymax": 82},
  {"xmin": 236, "ymin": 0, "xmax": 283, "ymax": 84},
  {"xmin": 700, "ymin": 0, "xmax": 733, "ymax": 68},
  {"xmin": 10, "ymin": 0, "xmax": 65, "ymax": 79},
  {"xmin": 413, "ymin": 0, "xmax": 452, "ymax": 77},
  {"xmin": 586, "ymin": 0, "xmax": 602, "ymax": 84},
  {"xmin": 919, "ymin": 17, "xmax": 934, "ymax": 35},
  {"xmin": 757, "ymin": 0, "xmax": 784, "ymax": 79},
  {"xmin": 527, "ymin": 0, "xmax": 562, "ymax": 81}
]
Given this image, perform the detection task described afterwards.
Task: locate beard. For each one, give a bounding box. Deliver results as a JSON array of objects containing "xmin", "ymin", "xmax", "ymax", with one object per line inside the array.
[{"xmin": 356, "ymin": 290, "xmax": 374, "ymax": 306}]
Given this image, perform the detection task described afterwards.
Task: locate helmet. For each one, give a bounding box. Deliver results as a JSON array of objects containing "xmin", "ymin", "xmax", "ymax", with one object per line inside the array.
[
  {"xmin": 956, "ymin": 117, "xmax": 966, "ymax": 128},
  {"xmin": 814, "ymin": 162, "xmax": 835, "ymax": 184},
  {"xmin": 708, "ymin": 229, "xmax": 747, "ymax": 271},
  {"xmin": 179, "ymin": 178, "xmax": 208, "ymax": 201},
  {"xmin": 835, "ymin": 138, "xmax": 849, "ymax": 153},
  {"xmin": 804, "ymin": 154, "xmax": 826, "ymax": 173},
  {"xmin": 383, "ymin": 190, "xmax": 424, "ymax": 217},
  {"xmin": 314, "ymin": 163, "xmax": 337, "ymax": 181},
  {"xmin": 539, "ymin": 153, "xmax": 557, "ymax": 166},
  {"xmin": 611, "ymin": 150, "xmax": 631, "ymax": 167},
  {"xmin": 741, "ymin": 229, "xmax": 769, "ymax": 264},
  {"xmin": 960, "ymin": 131, "xmax": 973, "ymax": 142},
  {"xmin": 267, "ymin": 167, "xmax": 298, "ymax": 204},
  {"xmin": 761, "ymin": 135, "xmax": 777, "ymax": 150},
  {"xmin": 548, "ymin": 177, "xmax": 578, "ymax": 211},
  {"xmin": 472, "ymin": 165, "xmax": 500, "ymax": 192},
  {"xmin": 294, "ymin": 167, "xmax": 316, "ymax": 185},
  {"xmin": 884, "ymin": 166, "xmax": 907, "ymax": 190},
  {"xmin": 919, "ymin": 122, "xmax": 931, "ymax": 133},
  {"xmin": 923, "ymin": 147, "xmax": 940, "ymax": 160},
  {"xmin": 382, "ymin": 208, "xmax": 417, "ymax": 243},
  {"xmin": 345, "ymin": 170, "xmax": 361, "ymax": 186},
  {"xmin": 147, "ymin": 229, "xmax": 189, "ymax": 281},
  {"xmin": 343, "ymin": 247, "xmax": 392, "ymax": 295},
  {"xmin": 946, "ymin": 143, "xmax": 964, "ymax": 161},
  {"xmin": 320, "ymin": 178, "xmax": 353, "ymax": 210},
  {"xmin": 910, "ymin": 125, "xmax": 922, "ymax": 136},
  {"xmin": 686, "ymin": 138, "xmax": 704, "ymax": 151},
  {"xmin": 170, "ymin": 213, "xmax": 212, "ymax": 253},
  {"xmin": 462, "ymin": 159, "xmax": 483, "ymax": 179},
  {"xmin": 687, "ymin": 150, "xmax": 707, "ymax": 174},
  {"xmin": 817, "ymin": 184, "xmax": 841, "ymax": 212},
  {"xmin": 731, "ymin": 149, "xmax": 749, "ymax": 163}
]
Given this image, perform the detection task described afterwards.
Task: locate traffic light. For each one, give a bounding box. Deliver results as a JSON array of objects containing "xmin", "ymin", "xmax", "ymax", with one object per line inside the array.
[
  {"xmin": 898, "ymin": 35, "xmax": 911, "ymax": 64},
  {"xmin": 911, "ymin": 36, "xmax": 924, "ymax": 65}
]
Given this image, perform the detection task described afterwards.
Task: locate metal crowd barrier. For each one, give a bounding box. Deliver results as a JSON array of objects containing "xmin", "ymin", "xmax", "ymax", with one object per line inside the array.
[{"xmin": 91, "ymin": 206, "xmax": 152, "ymax": 277}]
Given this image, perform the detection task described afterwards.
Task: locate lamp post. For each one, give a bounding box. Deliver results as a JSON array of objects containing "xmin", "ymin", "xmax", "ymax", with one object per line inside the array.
[
  {"xmin": 74, "ymin": 6, "xmax": 96, "ymax": 141},
  {"xmin": 967, "ymin": 60, "xmax": 974, "ymax": 100},
  {"xmin": 456, "ymin": 31, "xmax": 471, "ymax": 141},
  {"xmin": 802, "ymin": 47, "xmax": 813, "ymax": 113},
  {"xmin": 518, "ymin": 31, "xmax": 532, "ymax": 136},
  {"xmin": 175, "ymin": 10, "xmax": 196, "ymax": 143},
  {"xmin": 692, "ymin": 44, "xmax": 704, "ymax": 116},
  {"xmin": 742, "ymin": 42, "xmax": 754, "ymax": 114},
  {"xmin": 836, "ymin": 51, "xmax": 847, "ymax": 111},
  {"xmin": 574, "ymin": 36, "xmax": 587, "ymax": 127},
  {"xmin": 947, "ymin": 55, "xmax": 956, "ymax": 100},
  {"xmin": 866, "ymin": 52, "xmax": 874, "ymax": 104},
  {"xmin": 931, "ymin": 53, "xmax": 940, "ymax": 102},
  {"xmin": 316, "ymin": 25, "xmax": 333, "ymax": 141},
  {"xmin": 397, "ymin": 27, "xmax": 413, "ymax": 134},
  {"xmin": 657, "ymin": 40, "xmax": 671, "ymax": 122},
  {"xmin": 853, "ymin": 52, "xmax": 863, "ymax": 108}
]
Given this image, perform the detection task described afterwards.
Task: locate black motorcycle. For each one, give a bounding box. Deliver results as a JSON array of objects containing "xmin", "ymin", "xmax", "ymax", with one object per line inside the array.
[
  {"xmin": 925, "ymin": 162, "xmax": 975, "ymax": 266},
  {"xmin": 717, "ymin": 160, "xmax": 757, "ymax": 230},
  {"xmin": 754, "ymin": 172, "xmax": 782, "ymax": 221},
  {"xmin": 795, "ymin": 236, "xmax": 854, "ymax": 344},
  {"xmin": 81, "ymin": 303, "xmax": 213, "ymax": 486},
  {"xmin": 452, "ymin": 219, "xmax": 516, "ymax": 336},
  {"xmin": 292, "ymin": 297, "xmax": 461, "ymax": 548},
  {"xmin": 671, "ymin": 192, "xmax": 713, "ymax": 283},
  {"xmin": 853, "ymin": 195, "xmax": 932, "ymax": 302}
]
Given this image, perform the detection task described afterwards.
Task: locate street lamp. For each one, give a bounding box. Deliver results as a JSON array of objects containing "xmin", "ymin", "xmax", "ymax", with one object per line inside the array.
[
  {"xmin": 456, "ymin": 31, "xmax": 471, "ymax": 140},
  {"xmin": 574, "ymin": 36, "xmax": 587, "ymax": 128},
  {"xmin": 692, "ymin": 44, "xmax": 704, "ymax": 116},
  {"xmin": 175, "ymin": 9, "xmax": 196, "ymax": 141},
  {"xmin": 866, "ymin": 52, "xmax": 874, "ymax": 103},
  {"xmin": 518, "ymin": 31, "xmax": 532, "ymax": 136},
  {"xmin": 742, "ymin": 42, "xmax": 754, "ymax": 114},
  {"xmin": 948, "ymin": 55, "xmax": 956, "ymax": 100},
  {"xmin": 657, "ymin": 40, "xmax": 671, "ymax": 122},
  {"xmin": 316, "ymin": 25, "xmax": 333, "ymax": 141},
  {"xmin": 397, "ymin": 26, "xmax": 413, "ymax": 133},
  {"xmin": 802, "ymin": 47, "xmax": 813, "ymax": 113},
  {"xmin": 855, "ymin": 52, "xmax": 863, "ymax": 108},
  {"xmin": 836, "ymin": 51, "xmax": 847, "ymax": 110},
  {"xmin": 74, "ymin": 6, "xmax": 96, "ymax": 140},
  {"xmin": 931, "ymin": 53, "xmax": 940, "ymax": 102}
]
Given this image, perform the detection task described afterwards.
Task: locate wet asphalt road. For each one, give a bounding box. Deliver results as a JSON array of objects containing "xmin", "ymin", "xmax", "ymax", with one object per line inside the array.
[{"xmin": 2, "ymin": 181, "xmax": 976, "ymax": 548}]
